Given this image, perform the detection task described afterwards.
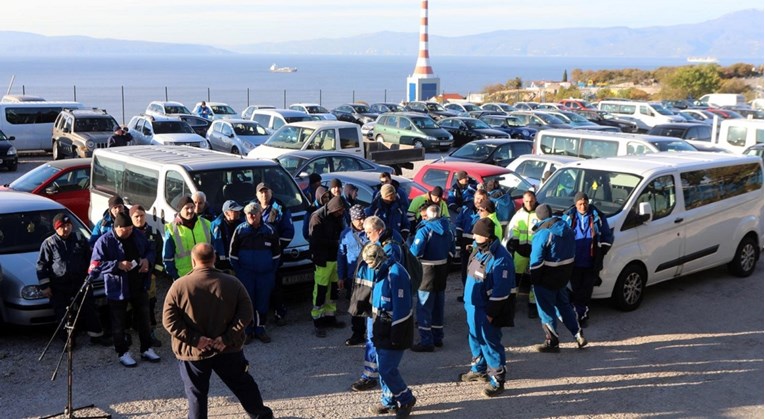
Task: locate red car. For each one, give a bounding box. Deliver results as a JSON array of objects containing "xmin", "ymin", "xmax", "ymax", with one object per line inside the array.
[
  {"xmin": 412, "ymin": 160, "xmax": 534, "ymax": 210},
  {"xmin": 1, "ymin": 158, "xmax": 92, "ymax": 226}
]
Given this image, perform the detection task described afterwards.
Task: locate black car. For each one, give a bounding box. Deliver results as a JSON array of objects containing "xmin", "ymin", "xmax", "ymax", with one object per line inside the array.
[
  {"xmin": 478, "ymin": 114, "xmax": 538, "ymax": 141},
  {"xmin": 177, "ymin": 114, "xmax": 212, "ymax": 137},
  {"xmin": 647, "ymin": 123, "xmax": 713, "ymax": 142},
  {"xmin": 508, "ymin": 111, "xmax": 571, "ymax": 130},
  {"xmin": 0, "ymin": 129, "xmax": 17, "ymax": 171},
  {"xmin": 369, "ymin": 103, "xmax": 406, "ymax": 114},
  {"xmin": 441, "ymin": 139, "xmax": 533, "ymax": 167},
  {"xmin": 404, "ymin": 101, "xmax": 459, "ymax": 121},
  {"xmin": 438, "ymin": 117, "xmax": 510, "ymax": 147},
  {"xmin": 331, "ymin": 104, "xmax": 379, "ymax": 126},
  {"xmin": 572, "ymin": 109, "xmax": 640, "ymax": 133}
]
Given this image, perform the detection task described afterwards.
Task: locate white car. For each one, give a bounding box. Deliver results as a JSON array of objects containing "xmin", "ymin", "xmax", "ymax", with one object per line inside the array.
[
  {"xmin": 127, "ymin": 115, "xmax": 208, "ymax": 148},
  {"xmin": 206, "ymin": 118, "xmax": 270, "ymax": 155},
  {"xmin": 145, "ymin": 101, "xmax": 191, "ymax": 117},
  {"xmin": 191, "ymin": 102, "xmax": 238, "ymax": 120},
  {"xmin": 288, "ymin": 103, "xmax": 337, "ymax": 120},
  {"xmin": 241, "ymin": 105, "xmax": 276, "ymax": 119},
  {"xmin": 505, "ymin": 154, "xmax": 582, "ymax": 188}
]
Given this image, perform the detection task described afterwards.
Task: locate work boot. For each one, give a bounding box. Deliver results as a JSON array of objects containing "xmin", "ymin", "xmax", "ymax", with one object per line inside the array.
[
  {"xmin": 368, "ymin": 403, "xmax": 394, "ymax": 415},
  {"xmin": 576, "ymin": 332, "xmax": 588, "ymax": 349},
  {"xmin": 395, "ymin": 396, "xmax": 416, "ymax": 418},
  {"xmin": 483, "ymin": 381, "xmax": 505, "ymax": 397},
  {"xmin": 537, "ymin": 324, "xmax": 560, "ymax": 353},
  {"xmin": 345, "ymin": 334, "xmax": 365, "ymax": 346},
  {"xmin": 351, "ymin": 377, "xmax": 378, "ymax": 392},
  {"xmin": 410, "ymin": 343, "xmax": 434, "ymax": 353},
  {"xmin": 459, "ymin": 371, "xmax": 489, "ymax": 382},
  {"xmin": 314, "ymin": 328, "xmax": 327, "ymax": 338},
  {"xmin": 527, "ymin": 303, "xmax": 538, "ymax": 319},
  {"xmin": 255, "ymin": 332, "xmax": 272, "ymax": 344}
]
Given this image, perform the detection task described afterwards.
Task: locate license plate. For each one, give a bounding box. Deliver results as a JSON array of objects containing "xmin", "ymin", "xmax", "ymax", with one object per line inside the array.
[{"xmin": 282, "ymin": 271, "xmax": 314, "ymax": 285}]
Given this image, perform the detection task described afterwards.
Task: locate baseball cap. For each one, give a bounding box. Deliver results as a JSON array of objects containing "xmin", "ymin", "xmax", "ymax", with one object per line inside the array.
[
  {"xmin": 222, "ymin": 200, "xmax": 243, "ymax": 212},
  {"xmin": 256, "ymin": 182, "xmax": 270, "ymax": 192}
]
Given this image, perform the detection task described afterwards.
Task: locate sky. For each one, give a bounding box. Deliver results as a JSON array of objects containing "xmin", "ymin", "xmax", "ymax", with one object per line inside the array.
[{"xmin": 2, "ymin": 0, "xmax": 762, "ymax": 47}]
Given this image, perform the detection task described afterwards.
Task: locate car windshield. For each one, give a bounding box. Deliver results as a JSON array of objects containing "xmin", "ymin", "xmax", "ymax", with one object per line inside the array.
[
  {"xmin": 233, "ymin": 122, "xmax": 268, "ymax": 136},
  {"xmin": 464, "ymin": 104, "xmax": 481, "ymax": 112},
  {"xmin": 412, "ymin": 117, "xmax": 439, "ymax": 129},
  {"xmin": 8, "ymin": 164, "xmax": 60, "ymax": 192},
  {"xmin": 498, "ymin": 104, "xmax": 515, "ymax": 112},
  {"xmin": 650, "ymin": 140, "xmax": 697, "ymax": 152},
  {"xmin": 190, "ymin": 166, "xmax": 307, "ymax": 214},
  {"xmin": 563, "ymin": 112, "xmax": 589, "ymax": 123},
  {"xmin": 0, "ymin": 130, "xmax": 7, "ymax": 141},
  {"xmin": 0, "ymin": 209, "xmax": 90, "ymax": 255},
  {"xmin": 276, "ymin": 155, "xmax": 310, "ymax": 176},
  {"xmin": 165, "ymin": 105, "xmax": 190, "ymax": 114},
  {"xmin": 351, "ymin": 105, "xmax": 370, "ymax": 113},
  {"xmin": 464, "ymin": 119, "xmax": 491, "ymax": 129},
  {"xmin": 211, "ymin": 105, "xmax": 237, "ymax": 115},
  {"xmin": 74, "ymin": 117, "xmax": 118, "ymax": 132},
  {"xmin": 649, "ymin": 104, "xmax": 675, "ymax": 116},
  {"xmin": 425, "ymin": 103, "xmax": 446, "ymax": 111},
  {"xmin": 381, "ymin": 104, "xmax": 405, "ymax": 112},
  {"xmin": 265, "ymin": 126, "xmax": 316, "ymax": 149},
  {"xmin": 152, "ymin": 121, "xmax": 195, "ymax": 134},
  {"xmin": 305, "ymin": 106, "xmax": 330, "ymax": 114},
  {"xmin": 536, "ymin": 113, "xmax": 566, "ymax": 124},
  {"xmin": 536, "ymin": 167, "xmax": 643, "ymax": 217},
  {"xmin": 285, "ymin": 116, "xmax": 314, "ymax": 123},
  {"xmin": 451, "ymin": 143, "xmax": 496, "ymax": 160},
  {"xmin": 178, "ymin": 115, "xmax": 208, "ymax": 127},
  {"xmin": 484, "ymin": 173, "xmax": 535, "ymax": 199}
]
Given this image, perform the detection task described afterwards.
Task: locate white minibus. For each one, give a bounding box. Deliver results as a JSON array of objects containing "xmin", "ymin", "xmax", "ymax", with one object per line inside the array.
[
  {"xmin": 0, "ymin": 101, "xmax": 83, "ymax": 151},
  {"xmin": 712, "ymin": 119, "xmax": 765, "ymax": 154},
  {"xmin": 597, "ymin": 100, "xmax": 684, "ymax": 131},
  {"xmin": 536, "ymin": 152, "xmax": 763, "ymax": 311},
  {"xmin": 534, "ymin": 129, "xmax": 697, "ymax": 159}
]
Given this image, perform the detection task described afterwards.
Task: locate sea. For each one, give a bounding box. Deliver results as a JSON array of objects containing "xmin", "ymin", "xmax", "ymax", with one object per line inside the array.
[{"xmin": 0, "ymin": 54, "xmax": 760, "ymax": 124}]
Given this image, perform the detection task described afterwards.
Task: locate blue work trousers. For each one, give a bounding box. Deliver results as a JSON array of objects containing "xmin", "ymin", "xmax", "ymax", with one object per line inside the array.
[
  {"xmin": 416, "ymin": 290, "xmax": 445, "ymax": 346},
  {"xmin": 235, "ymin": 268, "xmax": 275, "ymax": 336},
  {"xmin": 376, "ymin": 348, "xmax": 414, "ymax": 409},
  {"xmin": 465, "ymin": 304, "xmax": 505, "ymax": 379},
  {"xmin": 361, "ymin": 317, "xmax": 379, "ymax": 379},
  {"xmin": 533, "ymin": 284, "xmax": 581, "ymax": 338}
]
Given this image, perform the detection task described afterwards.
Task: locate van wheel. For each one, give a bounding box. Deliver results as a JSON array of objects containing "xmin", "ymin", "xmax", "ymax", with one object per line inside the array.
[
  {"xmin": 375, "ymin": 134, "xmax": 385, "ymax": 143},
  {"xmin": 413, "ymin": 140, "xmax": 425, "ymax": 149},
  {"xmin": 231, "ymin": 147, "xmax": 240, "ymax": 155},
  {"xmin": 611, "ymin": 263, "xmax": 646, "ymax": 311},
  {"xmin": 52, "ymin": 141, "xmax": 62, "ymax": 160},
  {"xmin": 728, "ymin": 236, "xmax": 759, "ymax": 277}
]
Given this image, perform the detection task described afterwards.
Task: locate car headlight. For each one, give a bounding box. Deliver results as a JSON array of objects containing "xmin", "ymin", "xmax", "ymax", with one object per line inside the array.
[
  {"xmin": 521, "ymin": 130, "xmax": 530, "ymax": 138},
  {"xmin": 242, "ymin": 141, "xmax": 256, "ymax": 151},
  {"xmin": 199, "ymin": 140, "xmax": 210, "ymax": 149},
  {"xmin": 85, "ymin": 140, "xmax": 95, "ymax": 150},
  {"xmin": 22, "ymin": 285, "xmax": 46, "ymax": 300},
  {"xmin": 425, "ymin": 136, "xmax": 437, "ymax": 142},
  {"xmin": 7, "ymin": 146, "xmax": 16, "ymax": 156}
]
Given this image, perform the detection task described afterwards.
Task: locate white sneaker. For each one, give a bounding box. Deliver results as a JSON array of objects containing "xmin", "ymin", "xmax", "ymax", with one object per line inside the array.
[
  {"xmin": 119, "ymin": 352, "xmax": 137, "ymax": 368},
  {"xmin": 141, "ymin": 348, "xmax": 161, "ymax": 363}
]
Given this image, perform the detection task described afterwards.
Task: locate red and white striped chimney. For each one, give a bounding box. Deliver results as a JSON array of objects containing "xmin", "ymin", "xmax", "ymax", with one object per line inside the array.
[{"xmin": 412, "ymin": 0, "xmax": 434, "ymax": 77}]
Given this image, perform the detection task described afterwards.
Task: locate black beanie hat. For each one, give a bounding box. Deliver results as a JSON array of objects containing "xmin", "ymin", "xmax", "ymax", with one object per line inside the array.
[
  {"xmin": 308, "ymin": 173, "xmax": 322, "ymax": 184},
  {"xmin": 177, "ymin": 196, "xmax": 194, "ymax": 211},
  {"xmin": 472, "ymin": 218, "xmax": 495, "ymax": 238},
  {"xmin": 535, "ymin": 204, "xmax": 552, "ymax": 221},
  {"xmin": 574, "ymin": 192, "xmax": 588, "ymax": 204},
  {"xmin": 108, "ymin": 195, "xmax": 124, "ymax": 208},
  {"xmin": 114, "ymin": 212, "xmax": 133, "ymax": 228}
]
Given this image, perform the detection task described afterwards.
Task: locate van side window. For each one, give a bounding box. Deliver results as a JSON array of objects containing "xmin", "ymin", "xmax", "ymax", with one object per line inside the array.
[
  {"xmin": 91, "ymin": 155, "xmax": 124, "ymax": 196},
  {"xmin": 681, "ymin": 163, "xmax": 763, "ymax": 210},
  {"xmin": 516, "ymin": 160, "xmax": 547, "ymax": 180},
  {"xmin": 634, "ymin": 175, "xmax": 676, "ymax": 222},
  {"xmin": 123, "ymin": 165, "xmax": 159, "ymax": 208},
  {"xmin": 5, "ymin": 107, "xmax": 61, "ymax": 125},
  {"xmin": 627, "ymin": 141, "xmax": 650, "ymax": 155},
  {"xmin": 253, "ymin": 114, "xmax": 270, "ymax": 127},
  {"xmin": 581, "ymin": 139, "xmax": 618, "ymax": 158},
  {"xmin": 165, "ymin": 170, "xmax": 190, "ymax": 210},
  {"xmin": 725, "ymin": 126, "xmax": 747, "ymax": 147},
  {"xmin": 273, "ymin": 118, "xmax": 285, "ymax": 130},
  {"xmin": 339, "ymin": 128, "xmax": 359, "ymax": 149}
]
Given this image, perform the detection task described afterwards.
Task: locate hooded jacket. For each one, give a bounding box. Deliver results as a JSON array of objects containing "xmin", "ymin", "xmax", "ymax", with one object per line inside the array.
[
  {"xmin": 529, "ymin": 216, "xmax": 576, "ymax": 289},
  {"xmin": 337, "ymin": 225, "xmax": 368, "ymax": 281},
  {"xmin": 366, "ymin": 194, "xmax": 409, "ymax": 238},
  {"xmin": 447, "ymin": 179, "xmax": 477, "ymax": 211},
  {"xmin": 89, "ymin": 229, "xmax": 152, "ymax": 300},
  {"xmin": 409, "ymin": 217, "xmax": 454, "ymax": 265},
  {"xmin": 562, "ymin": 205, "xmax": 613, "ymax": 270},
  {"xmin": 89, "ymin": 210, "xmax": 115, "ymax": 247},
  {"xmin": 363, "ymin": 258, "xmax": 413, "ymax": 350},
  {"xmin": 210, "ymin": 213, "xmax": 243, "ymax": 262},
  {"xmin": 308, "ymin": 196, "xmax": 346, "ymax": 266}
]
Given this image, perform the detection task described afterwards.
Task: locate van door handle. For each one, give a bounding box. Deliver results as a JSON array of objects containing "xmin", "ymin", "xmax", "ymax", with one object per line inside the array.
[{"xmin": 674, "ymin": 218, "xmax": 684, "ymax": 224}]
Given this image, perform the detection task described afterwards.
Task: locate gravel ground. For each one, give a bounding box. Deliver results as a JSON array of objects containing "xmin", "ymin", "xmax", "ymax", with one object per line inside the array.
[
  {"xmin": 1, "ymin": 154, "xmax": 763, "ymax": 418},
  {"xmin": 0, "ymin": 259, "xmax": 762, "ymax": 419}
]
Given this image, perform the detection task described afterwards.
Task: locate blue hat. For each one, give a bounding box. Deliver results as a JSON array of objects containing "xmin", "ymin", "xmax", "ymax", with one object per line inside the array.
[
  {"xmin": 222, "ymin": 200, "xmax": 243, "ymax": 212},
  {"xmin": 350, "ymin": 204, "xmax": 366, "ymax": 221}
]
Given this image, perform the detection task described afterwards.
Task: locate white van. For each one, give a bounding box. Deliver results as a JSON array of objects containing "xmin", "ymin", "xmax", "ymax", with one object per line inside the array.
[
  {"xmin": 0, "ymin": 101, "xmax": 84, "ymax": 151},
  {"xmin": 89, "ymin": 146, "xmax": 314, "ymax": 285},
  {"xmin": 534, "ymin": 129, "xmax": 697, "ymax": 159},
  {"xmin": 247, "ymin": 120, "xmax": 364, "ymax": 160},
  {"xmin": 698, "ymin": 93, "xmax": 747, "ymax": 107},
  {"xmin": 712, "ymin": 119, "xmax": 765, "ymax": 154},
  {"xmin": 597, "ymin": 100, "xmax": 684, "ymax": 131},
  {"xmin": 536, "ymin": 152, "xmax": 763, "ymax": 311},
  {"xmin": 248, "ymin": 109, "xmax": 314, "ymax": 132}
]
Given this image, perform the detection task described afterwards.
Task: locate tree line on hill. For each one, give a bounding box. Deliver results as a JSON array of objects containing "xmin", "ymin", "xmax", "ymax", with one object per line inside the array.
[{"xmin": 483, "ymin": 63, "xmax": 764, "ymax": 103}]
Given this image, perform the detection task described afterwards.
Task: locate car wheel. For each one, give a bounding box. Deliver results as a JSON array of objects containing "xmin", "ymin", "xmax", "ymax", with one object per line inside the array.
[
  {"xmin": 231, "ymin": 147, "xmax": 240, "ymax": 155},
  {"xmin": 413, "ymin": 140, "xmax": 425, "ymax": 149},
  {"xmin": 610, "ymin": 263, "xmax": 647, "ymax": 311},
  {"xmin": 728, "ymin": 235, "xmax": 759, "ymax": 277},
  {"xmin": 375, "ymin": 134, "xmax": 385, "ymax": 143},
  {"xmin": 52, "ymin": 141, "xmax": 62, "ymax": 160},
  {"xmin": 7, "ymin": 161, "xmax": 18, "ymax": 172}
]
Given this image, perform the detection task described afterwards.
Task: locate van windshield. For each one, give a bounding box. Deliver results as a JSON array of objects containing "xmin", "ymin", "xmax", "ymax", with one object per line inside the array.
[
  {"xmin": 536, "ymin": 167, "xmax": 642, "ymax": 217},
  {"xmin": 265, "ymin": 126, "xmax": 316, "ymax": 149},
  {"xmin": 649, "ymin": 104, "xmax": 675, "ymax": 116},
  {"xmin": 189, "ymin": 166, "xmax": 307, "ymax": 214}
]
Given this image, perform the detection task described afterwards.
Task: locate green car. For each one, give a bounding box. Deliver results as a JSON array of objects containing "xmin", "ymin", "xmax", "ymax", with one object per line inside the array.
[{"xmin": 372, "ymin": 112, "xmax": 453, "ymax": 151}]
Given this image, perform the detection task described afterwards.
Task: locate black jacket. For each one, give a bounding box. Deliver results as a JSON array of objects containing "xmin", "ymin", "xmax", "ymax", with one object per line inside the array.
[
  {"xmin": 308, "ymin": 197, "xmax": 345, "ymax": 266},
  {"xmin": 36, "ymin": 233, "xmax": 91, "ymax": 290}
]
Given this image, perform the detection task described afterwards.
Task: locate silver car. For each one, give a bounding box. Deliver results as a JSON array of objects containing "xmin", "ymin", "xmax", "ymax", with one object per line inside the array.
[{"xmin": 206, "ymin": 118, "xmax": 271, "ymax": 155}]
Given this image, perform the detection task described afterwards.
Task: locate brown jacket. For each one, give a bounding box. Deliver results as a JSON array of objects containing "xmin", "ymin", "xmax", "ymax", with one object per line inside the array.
[{"xmin": 163, "ymin": 266, "xmax": 252, "ymax": 361}]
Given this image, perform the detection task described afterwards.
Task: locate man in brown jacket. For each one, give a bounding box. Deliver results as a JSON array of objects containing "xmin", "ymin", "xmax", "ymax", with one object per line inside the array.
[{"xmin": 163, "ymin": 243, "xmax": 272, "ymax": 419}]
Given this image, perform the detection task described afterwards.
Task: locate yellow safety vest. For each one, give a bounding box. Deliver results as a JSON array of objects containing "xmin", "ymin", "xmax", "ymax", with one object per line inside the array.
[{"xmin": 166, "ymin": 218, "xmax": 212, "ymax": 277}]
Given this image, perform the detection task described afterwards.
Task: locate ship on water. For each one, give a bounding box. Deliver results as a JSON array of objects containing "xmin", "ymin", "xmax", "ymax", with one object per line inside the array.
[
  {"xmin": 270, "ymin": 63, "xmax": 297, "ymax": 73},
  {"xmin": 686, "ymin": 56, "xmax": 719, "ymax": 64}
]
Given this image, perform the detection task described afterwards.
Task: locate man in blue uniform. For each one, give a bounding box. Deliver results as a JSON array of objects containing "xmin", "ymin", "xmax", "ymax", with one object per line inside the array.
[
  {"xmin": 460, "ymin": 217, "xmax": 515, "ymax": 397},
  {"xmin": 90, "ymin": 195, "xmax": 126, "ymax": 247},
  {"xmin": 210, "ymin": 200, "xmax": 244, "ymax": 272},
  {"xmin": 338, "ymin": 205, "xmax": 369, "ymax": 346},
  {"xmin": 360, "ymin": 243, "xmax": 416, "ymax": 418},
  {"xmin": 366, "ymin": 183, "xmax": 409, "ymax": 240},
  {"xmin": 409, "ymin": 205, "xmax": 454, "ymax": 352},
  {"xmin": 230, "ymin": 202, "xmax": 280, "ymax": 344},
  {"xmin": 530, "ymin": 204, "xmax": 588, "ymax": 353}
]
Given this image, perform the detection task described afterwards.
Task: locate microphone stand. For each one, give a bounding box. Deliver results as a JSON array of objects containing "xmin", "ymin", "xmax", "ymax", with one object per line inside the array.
[{"xmin": 39, "ymin": 278, "xmax": 110, "ymax": 419}]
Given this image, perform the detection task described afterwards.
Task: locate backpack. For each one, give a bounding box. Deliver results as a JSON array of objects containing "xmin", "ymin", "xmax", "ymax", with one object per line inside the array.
[{"xmin": 382, "ymin": 238, "xmax": 423, "ymax": 293}]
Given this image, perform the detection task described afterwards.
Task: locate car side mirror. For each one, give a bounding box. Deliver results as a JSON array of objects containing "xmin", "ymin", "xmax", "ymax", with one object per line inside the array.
[
  {"xmin": 45, "ymin": 185, "xmax": 59, "ymax": 195},
  {"xmin": 637, "ymin": 202, "xmax": 652, "ymax": 223},
  {"xmin": 298, "ymin": 172, "xmax": 309, "ymax": 179},
  {"xmin": 228, "ymin": 133, "xmax": 235, "ymax": 138},
  {"xmin": 7, "ymin": 136, "xmax": 14, "ymax": 141}
]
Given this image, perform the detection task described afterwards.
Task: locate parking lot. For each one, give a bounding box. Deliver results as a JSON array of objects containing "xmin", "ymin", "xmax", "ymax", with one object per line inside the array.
[{"xmin": 0, "ymin": 153, "xmax": 762, "ymax": 418}]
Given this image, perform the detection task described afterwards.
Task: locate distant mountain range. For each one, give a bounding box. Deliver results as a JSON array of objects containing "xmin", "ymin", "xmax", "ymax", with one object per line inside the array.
[{"xmin": 0, "ymin": 9, "xmax": 762, "ymax": 58}]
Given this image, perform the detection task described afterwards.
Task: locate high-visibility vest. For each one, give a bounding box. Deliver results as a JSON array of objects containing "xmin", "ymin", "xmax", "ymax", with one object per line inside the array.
[{"xmin": 166, "ymin": 218, "xmax": 212, "ymax": 277}]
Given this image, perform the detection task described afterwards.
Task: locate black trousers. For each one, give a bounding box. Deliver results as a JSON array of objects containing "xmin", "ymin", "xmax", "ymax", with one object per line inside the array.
[
  {"xmin": 179, "ymin": 351, "xmax": 273, "ymax": 419},
  {"xmin": 570, "ymin": 266, "xmax": 598, "ymax": 320},
  {"xmin": 51, "ymin": 282, "xmax": 103, "ymax": 340},
  {"xmin": 108, "ymin": 292, "xmax": 152, "ymax": 355}
]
